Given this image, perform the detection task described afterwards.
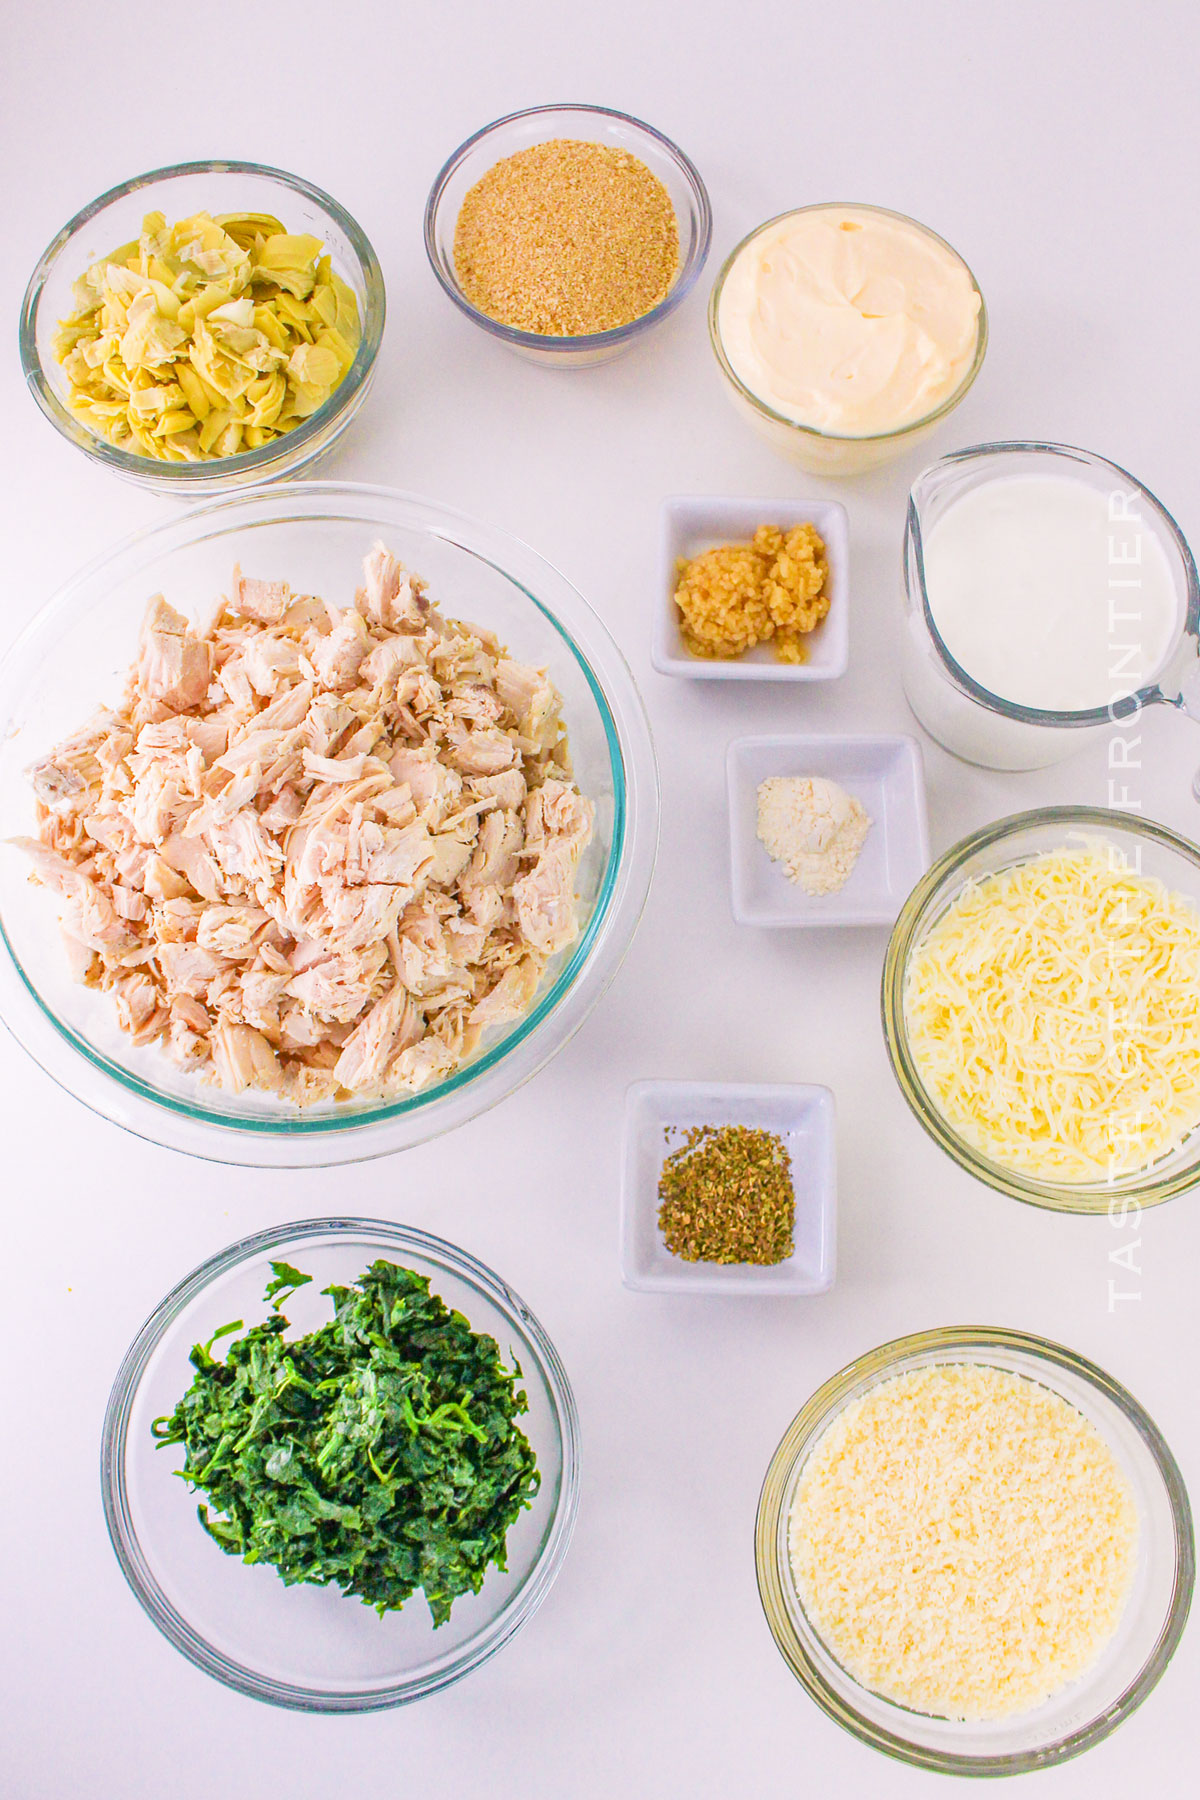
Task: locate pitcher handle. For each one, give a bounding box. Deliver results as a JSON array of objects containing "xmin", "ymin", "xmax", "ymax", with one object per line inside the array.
[
  {"xmin": 1149, "ymin": 630, "xmax": 1200, "ymax": 799},
  {"xmin": 1173, "ymin": 635, "xmax": 1200, "ymax": 800}
]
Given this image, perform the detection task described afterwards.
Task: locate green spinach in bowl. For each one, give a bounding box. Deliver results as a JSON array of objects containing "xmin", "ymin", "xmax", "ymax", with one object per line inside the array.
[{"xmin": 152, "ymin": 1259, "xmax": 539, "ymax": 1625}]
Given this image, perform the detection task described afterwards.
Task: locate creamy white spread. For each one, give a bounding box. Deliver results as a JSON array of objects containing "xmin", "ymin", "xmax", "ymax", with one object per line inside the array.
[{"xmin": 717, "ymin": 206, "xmax": 981, "ymax": 436}]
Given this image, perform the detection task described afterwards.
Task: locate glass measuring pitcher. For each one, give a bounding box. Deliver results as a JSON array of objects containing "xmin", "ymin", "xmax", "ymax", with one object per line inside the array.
[{"xmin": 900, "ymin": 441, "xmax": 1200, "ymax": 775}]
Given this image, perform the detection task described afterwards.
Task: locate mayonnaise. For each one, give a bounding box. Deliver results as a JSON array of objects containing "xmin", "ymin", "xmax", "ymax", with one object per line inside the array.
[{"xmin": 717, "ymin": 206, "xmax": 981, "ymax": 436}]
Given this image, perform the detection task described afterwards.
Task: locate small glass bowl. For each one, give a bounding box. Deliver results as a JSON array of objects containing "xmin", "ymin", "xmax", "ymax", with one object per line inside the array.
[
  {"xmin": 424, "ymin": 104, "xmax": 712, "ymax": 368},
  {"xmin": 102, "ymin": 1217, "xmax": 580, "ymax": 1712},
  {"xmin": 0, "ymin": 483, "xmax": 658, "ymax": 1166},
  {"xmin": 756, "ymin": 1327, "xmax": 1194, "ymax": 1775},
  {"xmin": 709, "ymin": 203, "xmax": 987, "ymax": 476},
  {"xmin": 882, "ymin": 807, "xmax": 1200, "ymax": 1212},
  {"xmin": 19, "ymin": 159, "xmax": 386, "ymax": 495}
]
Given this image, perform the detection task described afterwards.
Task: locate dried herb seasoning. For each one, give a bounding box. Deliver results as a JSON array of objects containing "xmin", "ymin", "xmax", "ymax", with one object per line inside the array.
[
  {"xmin": 152, "ymin": 1259, "xmax": 539, "ymax": 1626},
  {"xmin": 657, "ymin": 1124, "xmax": 795, "ymax": 1264}
]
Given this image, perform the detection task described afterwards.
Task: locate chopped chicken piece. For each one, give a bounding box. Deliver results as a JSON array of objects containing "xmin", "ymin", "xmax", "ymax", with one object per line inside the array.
[
  {"xmin": 470, "ymin": 769, "xmax": 527, "ymax": 813},
  {"xmin": 466, "ymin": 808, "xmax": 524, "ymax": 890},
  {"xmin": 514, "ymin": 843, "xmax": 583, "ymax": 955},
  {"xmin": 137, "ymin": 596, "xmax": 213, "ymax": 712},
  {"xmin": 212, "ymin": 1021, "xmax": 281, "ymax": 1093},
  {"xmin": 388, "ymin": 1036, "xmax": 456, "ymax": 1092},
  {"xmin": 425, "ymin": 836, "xmax": 472, "ymax": 888},
  {"xmin": 231, "ymin": 566, "xmax": 290, "ymax": 624},
  {"xmin": 28, "ymin": 711, "xmax": 119, "ymax": 809},
  {"xmin": 469, "ymin": 958, "xmax": 541, "ymax": 1029},
  {"xmin": 495, "ymin": 659, "xmax": 560, "ymax": 745},
  {"xmin": 308, "ymin": 613, "xmax": 371, "ymax": 691},
  {"xmin": 445, "ymin": 722, "xmax": 517, "ymax": 776},
  {"xmin": 334, "ymin": 983, "xmax": 421, "ymax": 1091}
]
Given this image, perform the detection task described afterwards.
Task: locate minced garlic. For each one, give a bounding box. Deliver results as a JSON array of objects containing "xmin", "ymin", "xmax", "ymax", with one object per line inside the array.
[
  {"xmin": 789, "ymin": 1364, "xmax": 1139, "ymax": 1720},
  {"xmin": 674, "ymin": 524, "xmax": 829, "ymax": 662}
]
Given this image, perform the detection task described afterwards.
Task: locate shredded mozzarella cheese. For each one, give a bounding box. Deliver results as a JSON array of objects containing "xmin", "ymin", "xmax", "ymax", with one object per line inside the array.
[{"xmin": 903, "ymin": 846, "xmax": 1200, "ymax": 1181}]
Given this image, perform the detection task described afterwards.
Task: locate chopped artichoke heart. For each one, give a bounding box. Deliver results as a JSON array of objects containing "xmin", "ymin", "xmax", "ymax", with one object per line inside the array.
[
  {"xmin": 156, "ymin": 409, "xmax": 198, "ymax": 437},
  {"xmin": 53, "ymin": 207, "xmax": 362, "ymax": 461},
  {"xmin": 208, "ymin": 296, "xmax": 256, "ymax": 328},
  {"xmin": 287, "ymin": 342, "xmax": 342, "ymax": 388}
]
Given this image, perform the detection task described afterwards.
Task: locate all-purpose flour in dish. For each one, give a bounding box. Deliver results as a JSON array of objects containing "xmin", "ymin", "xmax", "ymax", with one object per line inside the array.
[{"xmin": 756, "ymin": 776, "xmax": 870, "ymax": 895}]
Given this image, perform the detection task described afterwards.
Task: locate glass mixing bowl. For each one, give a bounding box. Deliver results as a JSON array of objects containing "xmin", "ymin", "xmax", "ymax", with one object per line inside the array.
[
  {"xmin": 0, "ymin": 483, "xmax": 657, "ymax": 1165},
  {"xmin": 102, "ymin": 1217, "xmax": 580, "ymax": 1711},
  {"xmin": 708, "ymin": 204, "xmax": 987, "ymax": 476},
  {"xmin": 756, "ymin": 1327, "xmax": 1193, "ymax": 1775},
  {"xmin": 19, "ymin": 160, "xmax": 385, "ymax": 494},
  {"xmin": 882, "ymin": 807, "xmax": 1200, "ymax": 1212},
  {"xmin": 424, "ymin": 103, "xmax": 712, "ymax": 368}
]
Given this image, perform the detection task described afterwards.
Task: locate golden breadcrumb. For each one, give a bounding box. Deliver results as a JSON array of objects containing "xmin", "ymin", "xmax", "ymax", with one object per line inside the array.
[
  {"xmin": 453, "ymin": 139, "xmax": 678, "ymax": 337},
  {"xmin": 674, "ymin": 524, "xmax": 829, "ymax": 662}
]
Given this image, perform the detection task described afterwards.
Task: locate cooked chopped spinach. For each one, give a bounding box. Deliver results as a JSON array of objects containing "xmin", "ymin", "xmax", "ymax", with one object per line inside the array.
[{"xmin": 152, "ymin": 1259, "xmax": 539, "ymax": 1626}]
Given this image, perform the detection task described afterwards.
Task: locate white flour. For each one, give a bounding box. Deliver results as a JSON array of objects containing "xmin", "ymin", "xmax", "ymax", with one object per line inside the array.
[{"xmin": 756, "ymin": 776, "xmax": 870, "ymax": 895}]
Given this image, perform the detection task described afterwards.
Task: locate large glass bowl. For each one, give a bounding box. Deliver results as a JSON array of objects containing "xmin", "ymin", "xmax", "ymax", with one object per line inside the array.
[
  {"xmin": 0, "ymin": 483, "xmax": 657, "ymax": 1165},
  {"xmin": 19, "ymin": 160, "xmax": 385, "ymax": 494},
  {"xmin": 756, "ymin": 1327, "xmax": 1194, "ymax": 1775},
  {"xmin": 101, "ymin": 1217, "xmax": 580, "ymax": 1711},
  {"xmin": 424, "ymin": 103, "xmax": 712, "ymax": 368},
  {"xmin": 708, "ymin": 203, "xmax": 987, "ymax": 476},
  {"xmin": 883, "ymin": 807, "xmax": 1200, "ymax": 1212}
]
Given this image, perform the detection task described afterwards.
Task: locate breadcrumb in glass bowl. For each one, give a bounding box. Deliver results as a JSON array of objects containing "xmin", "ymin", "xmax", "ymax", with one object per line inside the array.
[{"xmin": 425, "ymin": 104, "xmax": 711, "ymax": 368}]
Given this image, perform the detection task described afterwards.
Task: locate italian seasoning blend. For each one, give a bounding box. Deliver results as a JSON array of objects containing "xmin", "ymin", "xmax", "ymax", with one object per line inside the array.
[
  {"xmin": 657, "ymin": 1125, "xmax": 795, "ymax": 1264},
  {"xmin": 453, "ymin": 139, "xmax": 679, "ymax": 336}
]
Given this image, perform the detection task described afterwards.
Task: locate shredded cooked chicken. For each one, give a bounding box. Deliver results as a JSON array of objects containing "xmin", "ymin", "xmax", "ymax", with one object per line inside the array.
[{"xmin": 17, "ymin": 543, "xmax": 594, "ymax": 1105}]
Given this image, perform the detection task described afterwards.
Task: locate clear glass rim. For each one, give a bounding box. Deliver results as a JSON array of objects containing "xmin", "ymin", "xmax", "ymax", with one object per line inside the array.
[
  {"xmin": 882, "ymin": 805, "xmax": 1200, "ymax": 1211},
  {"xmin": 905, "ymin": 440, "xmax": 1200, "ymax": 727},
  {"xmin": 707, "ymin": 201, "xmax": 988, "ymax": 442},
  {"xmin": 100, "ymin": 1215, "xmax": 582, "ymax": 1712},
  {"xmin": 0, "ymin": 482, "xmax": 658, "ymax": 1160},
  {"xmin": 423, "ymin": 102, "xmax": 713, "ymax": 353},
  {"xmin": 18, "ymin": 158, "xmax": 387, "ymax": 482},
  {"xmin": 755, "ymin": 1324, "xmax": 1195, "ymax": 1776}
]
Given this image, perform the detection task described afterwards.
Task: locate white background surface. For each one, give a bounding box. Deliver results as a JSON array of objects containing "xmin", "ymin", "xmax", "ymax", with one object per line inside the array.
[{"xmin": 2, "ymin": 1, "xmax": 1198, "ymax": 1793}]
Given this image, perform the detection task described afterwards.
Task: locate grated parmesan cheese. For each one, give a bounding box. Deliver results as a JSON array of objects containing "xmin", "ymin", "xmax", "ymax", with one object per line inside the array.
[
  {"xmin": 903, "ymin": 845, "xmax": 1200, "ymax": 1181},
  {"xmin": 788, "ymin": 1364, "xmax": 1138, "ymax": 1721}
]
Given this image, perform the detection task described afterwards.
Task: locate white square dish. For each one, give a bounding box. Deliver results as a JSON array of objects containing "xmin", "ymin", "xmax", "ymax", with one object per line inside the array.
[
  {"xmin": 620, "ymin": 1080, "xmax": 836, "ymax": 1295},
  {"xmin": 727, "ymin": 734, "xmax": 930, "ymax": 928},
  {"xmin": 651, "ymin": 494, "xmax": 849, "ymax": 681}
]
